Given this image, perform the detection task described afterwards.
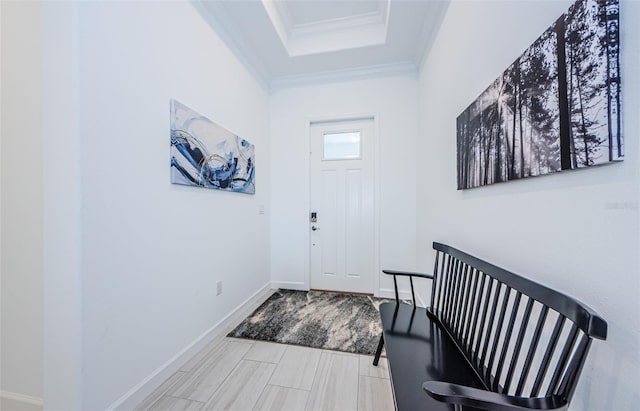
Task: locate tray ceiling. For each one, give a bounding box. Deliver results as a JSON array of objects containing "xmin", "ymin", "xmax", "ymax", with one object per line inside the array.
[{"xmin": 193, "ymin": 0, "xmax": 450, "ymax": 89}]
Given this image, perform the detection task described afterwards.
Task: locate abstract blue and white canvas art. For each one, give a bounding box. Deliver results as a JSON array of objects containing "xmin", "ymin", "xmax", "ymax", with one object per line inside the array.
[{"xmin": 170, "ymin": 99, "xmax": 255, "ymax": 194}]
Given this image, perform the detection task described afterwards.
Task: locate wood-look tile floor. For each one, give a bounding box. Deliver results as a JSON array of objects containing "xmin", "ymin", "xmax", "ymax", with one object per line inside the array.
[{"xmin": 135, "ymin": 338, "xmax": 394, "ymax": 411}]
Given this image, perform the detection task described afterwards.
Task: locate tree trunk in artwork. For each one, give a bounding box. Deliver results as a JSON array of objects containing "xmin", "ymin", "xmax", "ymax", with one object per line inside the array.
[
  {"xmin": 606, "ymin": 9, "xmax": 613, "ymax": 162},
  {"xmin": 568, "ymin": 42, "xmax": 578, "ymax": 168},
  {"xmin": 576, "ymin": 69, "xmax": 590, "ymax": 166},
  {"xmin": 495, "ymin": 112, "xmax": 502, "ymax": 183},
  {"xmin": 484, "ymin": 125, "xmax": 491, "ymax": 186},
  {"xmin": 518, "ymin": 86, "xmax": 525, "ymax": 178},
  {"xmin": 605, "ymin": 0, "xmax": 622, "ymax": 158},
  {"xmin": 556, "ymin": 16, "xmax": 572, "ymax": 170},
  {"xmin": 495, "ymin": 81, "xmax": 505, "ymax": 183},
  {"xmin": 511, "ymin": 63, "xmax": 518, "ymax": 179},
  {"xmin": 519, "ymin": 105, "xmax": 525, "ymax": 178}
]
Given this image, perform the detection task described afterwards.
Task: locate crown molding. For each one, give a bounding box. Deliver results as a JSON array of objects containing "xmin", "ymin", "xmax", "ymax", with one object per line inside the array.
[
  {"xmin": 192, "ymin": 0, "xmax": 271, "ymax": 92},
  {"xmin": 193, "ymin": 0, "xmax": 447, "ymax": 93},
  {"xmin": 262, "ymin": 0, "xmax": 390, "ymax": 57},
  {"xmin": 261, "ymin": 0, "xmax": 291, "ymax": 55},
  {"xmin": 415, "ymin": 1, "xmax": 451, "ymax": 73},
  {"xmin": 270, "ymin": 61, "xmax": 418, "ymax": 92},
  {"xmin": 291, "ymin": 11, "xmax": 383, "ymax": 38}
]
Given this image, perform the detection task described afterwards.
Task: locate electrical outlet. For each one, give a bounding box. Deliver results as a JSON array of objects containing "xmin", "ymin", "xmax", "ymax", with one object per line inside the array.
[{"xmin": 216, "ymin": 280, "xmax": 223, "ymax": 296}]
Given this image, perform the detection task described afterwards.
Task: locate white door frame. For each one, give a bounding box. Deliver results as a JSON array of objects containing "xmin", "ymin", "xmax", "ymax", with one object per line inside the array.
[{"xmin": 303, "ymin": 112, "xmax": 381, "ymax": 296}]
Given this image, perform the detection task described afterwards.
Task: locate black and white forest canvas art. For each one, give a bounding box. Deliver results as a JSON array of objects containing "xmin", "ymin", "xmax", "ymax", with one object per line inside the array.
[{"xmin": 457, "ymin": 0, "xmax": 621, "ymax": 190}]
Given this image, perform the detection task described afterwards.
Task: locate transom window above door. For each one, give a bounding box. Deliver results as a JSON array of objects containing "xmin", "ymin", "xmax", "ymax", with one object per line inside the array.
[{"xmin": 322, "ymin": 131, "xmax": 361, "ymax": 160}]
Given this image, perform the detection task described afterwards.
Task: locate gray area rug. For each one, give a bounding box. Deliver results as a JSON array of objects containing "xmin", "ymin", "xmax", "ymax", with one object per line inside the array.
[{"xmin": 228, "ymin": 289, "xmax": 397, "ymax": 355}]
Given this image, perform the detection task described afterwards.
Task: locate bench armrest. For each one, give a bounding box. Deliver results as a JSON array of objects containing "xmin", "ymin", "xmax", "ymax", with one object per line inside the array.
[
  {"xmin": 382, "ymin": 269, "xmax": 433, "ymax": 305},
  {"xmin": 423, "ymin": 381, "xmax": 568, "ymax": 411},
  {"xmin": 382, "ymin": 269, "xmax": 434, "ymax": 280}
]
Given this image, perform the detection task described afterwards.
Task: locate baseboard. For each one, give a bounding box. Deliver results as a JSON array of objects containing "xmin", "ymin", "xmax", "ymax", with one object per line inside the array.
[
  {"xmin": 416, "ymin": 292, "xmax": 427, "ymax": 308},
  {"xmin": 268, "ymin": 284, "xmax": 424, "ymax": 306},
  {"xmin": 377, "ymin": 288, "xmax": 422, "ymax": 305},
  {"xmin": 106, "ymin": 282, "xmax": 274, "ymax": 411},
  {"xmin": 0, "ymin": 391, "xmax": 44, "ymax": 408},
  {"xmin": 271, "ymin": 281, "xmax": 307, "ymax": 291}
]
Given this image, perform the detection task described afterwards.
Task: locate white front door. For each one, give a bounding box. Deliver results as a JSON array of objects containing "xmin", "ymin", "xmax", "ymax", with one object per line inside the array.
[{"xmin": 309, "ymin": 118, "xmax": 375, "ymax": 294}]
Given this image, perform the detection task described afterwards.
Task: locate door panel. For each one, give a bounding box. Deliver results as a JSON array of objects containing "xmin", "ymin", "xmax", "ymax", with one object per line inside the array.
[
  {"xmin": 345, "ymin": 169, "xmax": 361, "ymax": 277},
  {"xmin": 321, "ymin": 169, "xmax": 337, "ymax": 276},
  {"xmin": 310, "ymin": 119, "xmax": 374, "ymax": 294}
]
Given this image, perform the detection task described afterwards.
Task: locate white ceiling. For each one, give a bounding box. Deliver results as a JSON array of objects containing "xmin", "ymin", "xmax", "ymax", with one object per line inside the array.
[
  {"xmin": 193, "ymin": 0, "xmax": 450, "ymax": 90},
  {"xmin": 286, "ymin": 1, "xmax": 382, "ymax": 25}
]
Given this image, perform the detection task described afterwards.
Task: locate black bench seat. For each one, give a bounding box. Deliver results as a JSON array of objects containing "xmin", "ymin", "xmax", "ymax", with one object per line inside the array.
[
  {"xmin": 380, "ymin": 302, "xmax": 486, "ymax": 411},
  {"xmin": 374, "ymin": 242, "xmax": 607, "ymax": 411}
]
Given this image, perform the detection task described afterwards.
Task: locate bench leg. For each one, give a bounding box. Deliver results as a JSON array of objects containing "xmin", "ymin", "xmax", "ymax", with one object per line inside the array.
[{"xmin": 373, "ymin": 334, "xmax": 384, "ymax": 366}]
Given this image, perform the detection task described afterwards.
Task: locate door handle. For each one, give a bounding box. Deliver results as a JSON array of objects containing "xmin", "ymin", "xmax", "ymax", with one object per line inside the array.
[{"xmin": 311, "ymin": 226, "xmax": 320, "ymax": 231}]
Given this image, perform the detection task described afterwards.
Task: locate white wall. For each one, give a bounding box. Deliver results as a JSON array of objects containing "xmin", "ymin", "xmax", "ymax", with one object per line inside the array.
[
  {"xmin": 269, "ymin": 75, "xmax": 420, "ymax": 298},
  {"xmin": 0, "ymin": 0, "xmax": 44, "ymax": 402},
  {"xmin": 72, "ymin": 2, "xmax": 270, "ymax": 409},
  {"xmin": 41, "ymin": 1, "xmax": 84, "ymax": 408},
  {"xmin": 417, "ymin": 1, "xmax": 640, "ymax": 409}
]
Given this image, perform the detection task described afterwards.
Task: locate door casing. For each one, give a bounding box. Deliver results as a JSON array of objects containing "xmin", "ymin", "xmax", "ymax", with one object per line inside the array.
[{"xmin": 304, "ymin": 113, "xmax": 380, "ymax": 296}]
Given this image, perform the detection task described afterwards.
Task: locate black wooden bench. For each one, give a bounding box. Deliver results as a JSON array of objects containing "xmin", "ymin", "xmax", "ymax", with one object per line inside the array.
[{"xmin": 373, "ymin": 242, "xmax": 607, "ymax": 411}]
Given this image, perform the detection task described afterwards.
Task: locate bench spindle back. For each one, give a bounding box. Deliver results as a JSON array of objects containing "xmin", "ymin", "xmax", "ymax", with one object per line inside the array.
[{"xmin": 428, "ymin": 243, "xmax": 606, "ymax": 404}]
